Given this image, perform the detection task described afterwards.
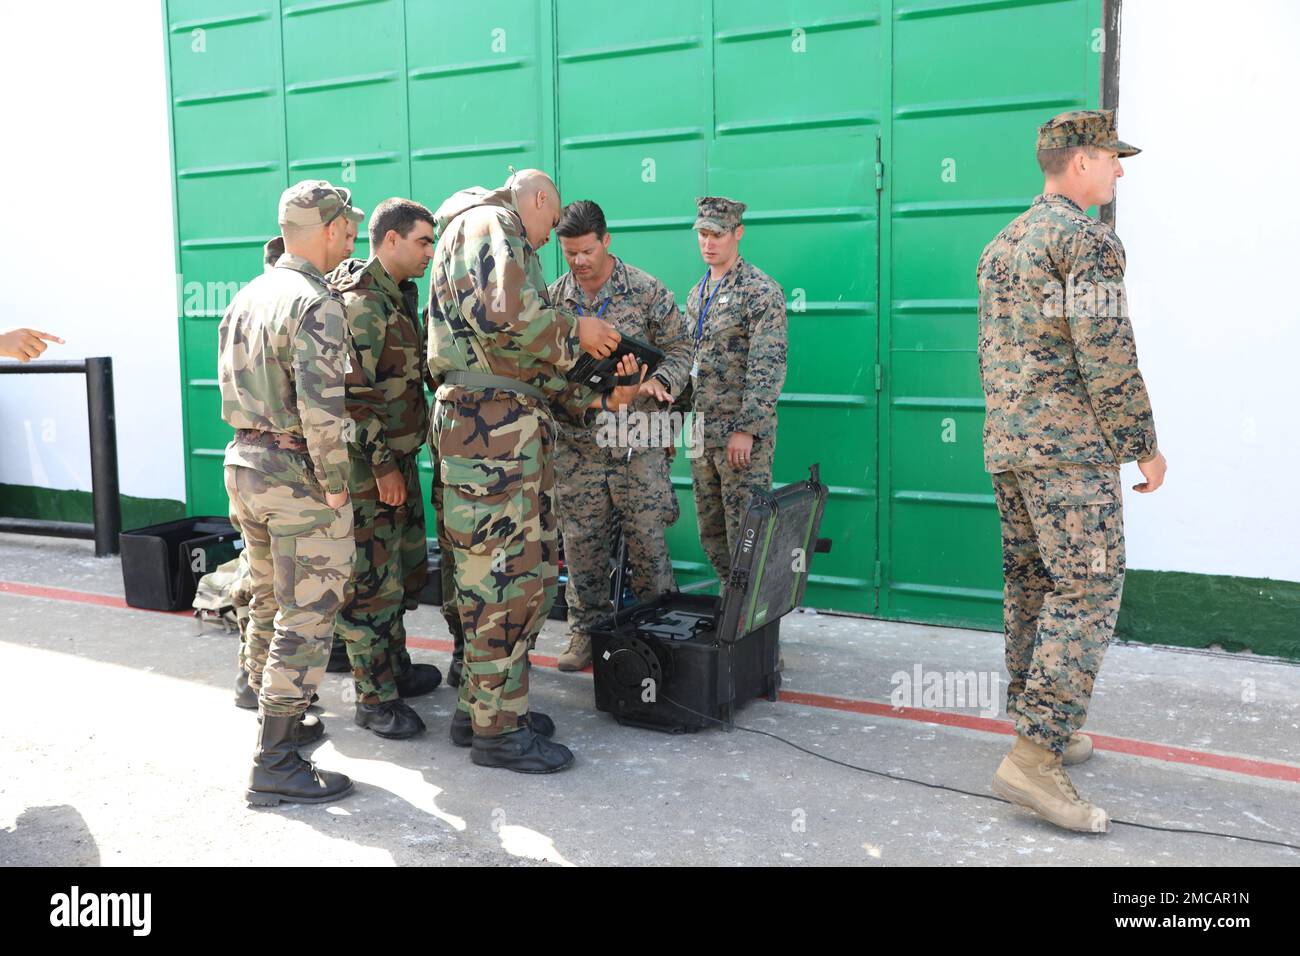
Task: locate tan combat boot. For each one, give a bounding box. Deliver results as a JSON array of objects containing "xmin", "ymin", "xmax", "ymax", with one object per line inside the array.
[
  {"xmin": 556, "ymin": 632, "xmax": 592, "ymax": 672},
  {"xmin": 992, "ymin": 735, "xmax": 1109, "ymax": 833},
  {"xmin": 1063, "ymin": 733, "xmax": 1094, "ymax": 766}
]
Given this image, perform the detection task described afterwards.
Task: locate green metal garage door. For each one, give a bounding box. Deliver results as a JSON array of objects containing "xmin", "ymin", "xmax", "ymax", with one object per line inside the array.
[
  {"xmin": 882, "ymin": 0, "xmax": 1103, "ymax": 628},
  {"xmin": 164, "ymin": 0, "xmax": 1101, "ymax": 627}
]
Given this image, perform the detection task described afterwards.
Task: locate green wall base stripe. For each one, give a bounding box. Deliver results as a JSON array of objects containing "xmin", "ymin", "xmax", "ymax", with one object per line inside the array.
[
  {"xmin": 1116, "ymin": 569, "xmax": 1300, "ymax": 661},
  {"xmin": 0, "ymin": 483, "xmax": 186, "ymax": 532},
  {"xmin": 846, "ymin": 569, "xmax": 1299, "ymax": 662}
]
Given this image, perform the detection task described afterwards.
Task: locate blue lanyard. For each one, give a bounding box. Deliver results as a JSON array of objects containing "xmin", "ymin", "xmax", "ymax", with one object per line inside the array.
[
  {"xmin": 694, "ymin": 271, "xmax": 723, "ymax": 345},
  {"xmin": 575, "ymin": 297, "xmax": 610, "ymax": 318}
]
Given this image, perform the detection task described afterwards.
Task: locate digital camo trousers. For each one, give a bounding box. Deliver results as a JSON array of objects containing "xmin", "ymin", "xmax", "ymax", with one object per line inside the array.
[
  {"xmin": 991, "ymin": 464, "xmax": 1126, "ymax": 754},
  {"xmin": 690, "ymin": 438, "xmax": 775, "ymax": 582},
  {"xmin": 225, "ymin": 461, "xmax": 354, "ymax": 717},
  {"xmin": 555, "ymin": 436, "xmax": 678, "ymax": 636},
  {"xmin": 433, "ymin": 393, "xmax": 558, "ymax": 738}
]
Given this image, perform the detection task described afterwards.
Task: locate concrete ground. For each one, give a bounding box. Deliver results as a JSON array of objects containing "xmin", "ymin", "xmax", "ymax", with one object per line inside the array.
[{"xmin": 0, "ymin": 531, "xmax": 1297, "ymax": 867}]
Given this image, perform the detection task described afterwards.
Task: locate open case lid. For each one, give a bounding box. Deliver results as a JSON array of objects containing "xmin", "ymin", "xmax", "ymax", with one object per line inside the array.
[{"xmin": 715, "ymin": 464, "xmax": 829, "ymax": 643}]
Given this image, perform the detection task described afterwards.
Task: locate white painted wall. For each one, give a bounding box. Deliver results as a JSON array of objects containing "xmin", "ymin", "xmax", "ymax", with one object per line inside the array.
[
  {"xmin": 0, "ymin": 2, "xmax": 184, "ymax": 503},
  {"xmin": 1115, "ymin": 0, "xmax": 1300, "ymax": 582}
]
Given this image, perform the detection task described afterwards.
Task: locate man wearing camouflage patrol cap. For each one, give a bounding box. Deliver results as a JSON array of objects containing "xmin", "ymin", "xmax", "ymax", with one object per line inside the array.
[
  {"xmin": 977, "ymin": 109, "xmax": 1165, "ymax": 833},
  {"xmin": 233, "ymin": 198, "xmax": 358, "ymax": 710},
  {"xmin": 219, "ymin": 178, "xmax": 363, "ymax": 806},
  {"xmin": 685, "ymin": 196, "xmax": 787, "ymax": 590}
]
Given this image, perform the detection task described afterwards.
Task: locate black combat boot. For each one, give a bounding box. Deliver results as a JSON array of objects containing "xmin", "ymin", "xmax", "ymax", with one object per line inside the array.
[
  {"xmin": 395, "ymin": 663, "xmax": 443, "ymax": 698},
  {"xmin": 470, "ymin": 726, "xmax": 574, "ymax": 773},
  {"xmin": 325, "ymin": 638, "xmax": 351, "ymax": 673},
  {"xmin": 234, "ymin": 669, "xmax": 258, "ymax": 710},
  {"xmin": 245, "ymin": 715, "xmax": 352, "ymax": 807},
  {"xmin": 355, "ymin": 698, "xmax": 426, "ymax": 739},
  {"xmin": 256, "ymin": 711, "xmax": 325, "ymax": 746},
  {"xmin": 450, "ymin": 710, "xmax": 555, "ymax": 748}
]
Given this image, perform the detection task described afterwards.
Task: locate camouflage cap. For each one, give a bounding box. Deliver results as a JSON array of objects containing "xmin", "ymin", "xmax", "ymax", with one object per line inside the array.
[
  {"xmin": 1036, "ymin": 109, "xmax": 1140, "ymax": 157},
  {"xmin": 694, "ymin": 196, "xmax": 747, "ymax": 233},
  {"xmin": 278, "ymin": 179, "xmax": 365, "ymax": 228}
]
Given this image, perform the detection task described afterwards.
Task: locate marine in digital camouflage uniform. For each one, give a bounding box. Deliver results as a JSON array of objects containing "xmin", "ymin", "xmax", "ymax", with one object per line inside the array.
[
  {"xmin": 548, "ymin": 199, "xmax": 693, "ymax": 671},
  {"xmin": 220, "ymin": 179, "xmax": 363, "ymax": 805},
  {"xmin": 684, "ymin": 196, "xmax": 788, "ymax": 582},
  {"xmin": 979, "ymin": 110, "xmax": 1164, "ymax": 833},
  {"xmin": 325, "ymin": 197, "xmax": 444, "ymax": 739},
  {"xmin": 426, "ymin": 170, "xmax": 627, "ymax": 773}
]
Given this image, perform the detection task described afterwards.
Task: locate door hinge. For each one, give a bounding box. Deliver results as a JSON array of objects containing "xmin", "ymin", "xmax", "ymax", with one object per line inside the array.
[
  {"xmin": 873, "ymin": 560, "xmax": 883, "ymax": 589},
  {"xmin": 874, "ymin": 160, "xmax": 884, "ymax": 191},
  {"xmin": 874, "ymin": 363, "xmax": 882, "ymax": 391}
]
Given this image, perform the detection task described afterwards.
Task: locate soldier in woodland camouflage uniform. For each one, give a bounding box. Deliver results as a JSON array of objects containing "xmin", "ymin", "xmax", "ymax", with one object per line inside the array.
[
  {"xmin": 426, "ymin": 169, "xmax": 635, "ymax": 773},
  {"xmin": 685, "ymin": 197, "xmax": 788, "ymax": 583},
  {"xmin": 220, "ymin": 179, "xmax": 362, "ymax": 806},
  {"xmin": 548, "ymin": 200, "xmax": 693, "ymax": 671},
  {"xmin": 326, "ymin": 198, "xmax": 444, "ymax": 740},
  {"xmin": 979, "ymin": 110, "xmax": 1166, "ymax": 833}
]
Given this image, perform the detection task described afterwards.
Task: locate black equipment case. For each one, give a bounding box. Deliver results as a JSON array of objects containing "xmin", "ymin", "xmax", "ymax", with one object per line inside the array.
[
  {"xmin": 120, "ymin": 516, "xmax": 241, "ymax": 611},
  {"xmin": 591, "ymin": 465, "xmax": 829, "ymax": 732}
]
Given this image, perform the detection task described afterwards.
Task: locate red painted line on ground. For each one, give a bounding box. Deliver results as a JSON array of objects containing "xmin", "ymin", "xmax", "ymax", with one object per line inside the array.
[
  {"xmin": 411, "ymin": 634, "xmax": 1300, "ymax": 784},
  {"xmin": 776, "ymin": 690, "xmax": 1300, "ymax": 784},
  {"xmin": 0, "ymin": 580, "xmax": 191, "ymax": 616},
  {"xmin": 6, "ymin": 581, "xmax": 1299, "ymax": 784},
  {"xmin": 406, "ymin": 636, "xmax": 450, "ymax": 652},
  {"xmin": 1080, "ymin": 734, "xmax": 1300, "ymax": 784}
]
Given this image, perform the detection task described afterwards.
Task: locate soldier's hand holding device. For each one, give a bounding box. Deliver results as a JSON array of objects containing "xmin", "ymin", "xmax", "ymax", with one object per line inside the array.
[
  {"xmin": 604, "ymin": 353, "xmax": 647, "ymax": 412},
  {"xmin": 578, "ymin": 315, "xmax": 621, "ymax": 357}
]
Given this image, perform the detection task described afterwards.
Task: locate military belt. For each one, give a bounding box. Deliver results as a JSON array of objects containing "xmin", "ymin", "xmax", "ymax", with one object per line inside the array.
[
  {"xmin": 442, "ymin": 370, "xmax": 547, "ymax": 405},
  {"xmin": 234, "ymin": 428, "xmax": 308, "ymax": 454}
]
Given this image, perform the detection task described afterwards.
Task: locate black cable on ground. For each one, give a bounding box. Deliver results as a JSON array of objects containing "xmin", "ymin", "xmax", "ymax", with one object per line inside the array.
[{"xmin": 661, "ymin": 694, "xmax": 1300, "ymax": 853}]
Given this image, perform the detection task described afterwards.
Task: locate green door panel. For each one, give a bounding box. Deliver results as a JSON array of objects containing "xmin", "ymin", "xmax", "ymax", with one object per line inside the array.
[{"xmin": 882, "ymin": 0, "xmax": 1102, "ymax": 628}]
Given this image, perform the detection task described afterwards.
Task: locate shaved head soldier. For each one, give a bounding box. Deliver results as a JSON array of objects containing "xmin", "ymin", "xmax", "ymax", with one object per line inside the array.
[
  {"xmin": 427, "ymin": 169, "xmax": 642, "ymax": 772},
  {"xmin": 979, "ymin": 110, "xmax": 1166, "ymax": 833},
  {"xmin": 219, "ymin": 179, "xmax": 363, "ymax": 805}
]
